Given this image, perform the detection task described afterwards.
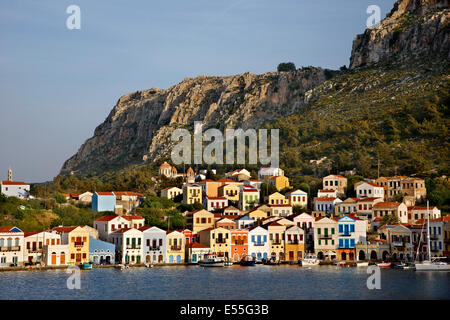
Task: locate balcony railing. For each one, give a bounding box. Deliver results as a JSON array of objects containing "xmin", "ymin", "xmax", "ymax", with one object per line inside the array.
[
  {"xmin": 171, "ymin": 245, "xmax": 182, "ymax": 251},
  {"xmin": 339, "ymin": 232, "xmax": 351, "ymax": 237},
  {"xmin": 74, "ymin": 242, "xmax": 84, "ymax": 247},
  {"xmin": 233, "ymin": 241, "xmax": 245, "ymax": 245},
  {"xmin": 126, "ymin": 245, "xmax": 141, "ymax": 249},
  {"xmin": 287, "ymin": 240, "xmax": 300, "ymax": 244},
  {"xmin": 430, "ymin": 248, "xmax": 440, "ymax": 252},
  {"xmin": 0, "ymin": 246, "xmax": 20, "ymax": 252},
  {"xmin": 215, "ymin": 239, "xmax": 227, "ymax": 244},
  {"xmin": 253, "ymin": 242, "xmax": 265, "ymax": 246},
  {"xmin": 271, "ymin": 241, "xmax": 282, "ymax": 245},
  {"xmin": 430, "ymin": 235, "xmax": 439, "ymax": 240},
  {"xmin": 318, "ymin": 234, "xmax": 332, "ymax": 239},
  {"xmin": 148, "ymin": 246, "xmax": 160, "ymax": 251}
]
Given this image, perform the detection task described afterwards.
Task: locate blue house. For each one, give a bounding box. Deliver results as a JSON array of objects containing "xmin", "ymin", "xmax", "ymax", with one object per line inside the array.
[
  {"xmin": 89, "ymin": 237, "xmax": 115, "ymax": 265},
  {"xmin": 235, "ymin": 215, "xmax": 255, "ymax": 229},
  {"xmin": 92, "ymin": 192, "xmax": 116, "ymax": 212}
]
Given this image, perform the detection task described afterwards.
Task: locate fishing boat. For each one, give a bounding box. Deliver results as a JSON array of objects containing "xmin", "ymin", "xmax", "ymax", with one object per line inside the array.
[
  {"xmin": 224, "ymin": 260, "xmax": 233, "ymax": 267},
  {"xmin": 395, "ymin": 262, "xmax": 415, "ymax": 270},
  {"xmin": 116, "ymin": 264, "xmax": 129, "ymax": 270},
  {"xmin": 376, "ymin": 262, "xmax": 391, "ymax": 268},
  {"xmin": 356, "ymin": 261, "xmax": 369, "ymax": 267},
  {"xmin": 198, "ymin": 254, "xmax": 225, "ymax": 267},
  {"xmin": 414, "ymin": 202, "xmax": 450, "ymax": 271},
  {"xmin": 301, "ymin": 254, "xmax": 320, "ymax": 266},
  {"xmin": 262, "ymin": 258, "xmax": 280, "ymax": 265},
  {"xmin": 239, "ymin": 255, "xmax": 256, "ymax": 266},
  {"xmin": 80, "ymin": 262, "xmax": 92, "ymax": 270}
]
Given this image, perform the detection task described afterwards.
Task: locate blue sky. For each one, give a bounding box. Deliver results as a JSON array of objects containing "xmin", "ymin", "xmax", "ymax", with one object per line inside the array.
[{"xmin": 0, "ymin": 0, "xmax": 396, "ymax": 183}]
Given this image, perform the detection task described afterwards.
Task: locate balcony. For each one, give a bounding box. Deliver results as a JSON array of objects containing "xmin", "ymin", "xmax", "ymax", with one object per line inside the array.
[
  {"xmin": 430, "ymin": 248, "xmax": 440, "ymax": 252},
  {"xmin": 215, "ymin": 239, "xmax": 227, "ymax": 244},
  {"xmin": 271, "ymin": 241, "xmax": 282, "ymax": 245},
  {"xmin": 287, "ymin": 240, "xmax": 300, "ymax": 245},
  {"xmin": 253, "ymin": 242, "xmax": 265, "ymax": 246},
  {"xmin": 148, "ymin": 246, "xmax": 160, "ymax": 251},
  {"xmin": 0, "ymin": 246, "xmax": 20, "ymax": 252},
  {"xmin": 74, "ymin": 242, "xmax": 84, "ymax": 247},
  {"xmin": 126, "ymin": 245, "xmax": 141, "ymax": 250},
  {"xmin": 233, "ymin": 241, "xmax": 245, "ymax": 245},
  {"xmin": 339, "ymin": 232, "xmax": 351, "ymax": 237},
  {"xmin": 318, "ymin": 234, "xmax": 332, "ymax": 239},
  {"xmin": 171, "ymin": 245, "xmax": 182, "ymax": 251},
  {"xmin": 430, "ymin": 235, "xmax": 439, "ymax": 240}
]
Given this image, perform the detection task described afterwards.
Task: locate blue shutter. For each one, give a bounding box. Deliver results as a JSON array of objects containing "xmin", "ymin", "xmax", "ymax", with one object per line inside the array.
[
  {"xmin": 345, "ymin": 239, "xmax": 349, "ymax": 248},
  {"xmin": 350, "ymin": 224, "xmax": 355, "ymax": 233},
  {"xmin": 339, "ymin": 239, "xmax": 343, "ymax": 248},
  {"xmin": 350, "ymin": 239, "xmax": 355, "ymax": 248},
  {"xmin": 251, "ymin": 235, "xmax": 255, "ymax": 242},
  {"xmin": 339, "ymin": 225, "xmax": 343, "ymax": 233}
]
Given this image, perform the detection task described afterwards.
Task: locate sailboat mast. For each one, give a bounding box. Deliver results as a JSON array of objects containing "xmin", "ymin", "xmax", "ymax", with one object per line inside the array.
[{"xmin": 426, "ymin": 201, "xmax": 431, "ymax": 261}]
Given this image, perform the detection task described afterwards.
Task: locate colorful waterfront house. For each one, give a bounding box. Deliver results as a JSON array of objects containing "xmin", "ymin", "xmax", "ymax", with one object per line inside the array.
[
  {"xmin": 108, "ymin": 227, "xmax": 143, "ymax": 264},
  {"xmin": 317, "ymin": 189, "xmax": 338, "ymax": 198},
  {"xmin": 314, "ymin": 197, "xmax": 342, "ymax": 215},
  {"xmin": 185, "ymin": 242, "xmax": 210, "ymax": 263},
  {"xmin": 355, "ymin": 182, "xmax": 384, "ymax": 200},
  {"xmin": 378, "ymin": 224, "xmax": 413, "ymax": 261},
  {"xmin": 416, "ymin": 218, "xmax": 445, "ymax": 258},
  {"xmin": 322, "ymin": 175, "xmax": 347, "ymax": 198},
  {"xmin": 139, "ymin": 226, "xmax": 166, "ymax": 264},
  {"xmin": 355, "ymin": 239, "xmax": 390, "ymax": 261},
  {"xmin": 335, "ymin": 198, "xmax": 359, "ymax": 216},
  {"xmin": 408, "ymin": 222, "xmax": 428, "ymax": 260},
  {"xmin": 223, "ymin": 205, "xmax": 241, "ymax": 217},
  {"xmin": 0, "ymin": 180, "xmax": 30, "ymax": 199},
  {"xmin": 183, "ymin": 229, "xmax": 197, "ymax": 247},
  {"xmin": 444, "ymin": 216, "xmax": 450, "ymax": 258},
  {"xmin": 199, "ymin": 227, "xmax": 231, "ymax": 259},
  {"xmin": 292, "ymin": 212, "xmax": 315, "ymax": 252},
  {"xmin": 235, "ymin": 215, "xmax": 255, "ymax": 230},
  {"xmin": 286, "ymin": 189, "xmax": 308, "ymax": 208},
  {"xmin": 268, "ymin": 192, "xmax": 289, "ymax": 205},
  {"xmin": 356, "ymin": 197, "xmax": 383, "ymax": 218},
  {"xmin": 284, "ymin": 225, "xmax": 305, "ymax": 261},
  {"xmin": 204, "ymin": 196, "xmax": 228, "ymax": 212},
  {"xmin": 408, "ymin": 206, "xmax": 441, "ymax": 224},
  {"xmin": 248, "ymin": 226, "xmax": 270, "ymax": 261},
  {"xmin": 0, "ymin": 226, "xmax": 24, "ymax": 267},
  {"xmin": 269, "ymin": 204, "xmax": 293, "ymax": 217},
  {"xmin": 92, "ymin": 192, "xmax": 116, "ymax": 212},
  {"xmin": 268, "ymin": 175, "xmax": 290, "ymax": 191},
  {"xmin": 218, "ymin": 183, "xmax": 240, "ymax": 202},
  {"xmin": 266, "ymin": 221, "xmax": 287, "ymax": 261},
  {"xmin": 24, "ymin": 231, "xmax": 60, "ymax": 265},
  {"xmin": 247, "ymin": 208, "xmax": 270, "ymax": 223},
  {"xmin": 216, "ymin": 218, "xmax": 237, "ymax": 230},
  {"xmin": 161, "ymin": 187, "xmax": 183, "ymax": 200},
  {"xmin": 372, "ymin": 202, "xmax": 408, "ymax": 224},
  {"xmin": 52, "ymin": 226, "xmax": 90, "ymax": 265},
  {"xmin": 43, "ymin": 243, "xmax": 69, "ymax": 266},
  {"xmin": 185, "ymin": 209, "xmax": 215, "ymax": 233},
  {"xmin": 314, "ymin": 217, "xmax": 338, "ymax": 260},
  {"xmin": 337, "ymin": 215, "xmax": 367, "ymax": 261},
  {"xmin": 198, "ymin": 179, "xmax": 221, "ymax": 198},
  {"xmin": 182, "ymin": 183, "xmax": 202, "ymax": 205},
  {"xmin": 166, "ymin": 230, "xmax": 185, "ymax": 263},
  {"xmin": 89, "ymin": 237, "xmax": 115, "ymax": 265},
  {"xmin": 239, "ymin": 185, "xmax": 260, "ymax": 211},
  {"xmin": 230, "ymin": 229, "xmax": 249, "ymax": 262},
  {"xmin": 93, "ymin": 215, "xmax": 145, "ymax": 241}
]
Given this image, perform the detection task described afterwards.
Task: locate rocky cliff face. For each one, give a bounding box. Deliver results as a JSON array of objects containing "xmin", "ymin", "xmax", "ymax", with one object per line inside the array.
[
  {"xmin": 350, "ymin": 0, "xmax": 449, "ymax": 68},
  {"xmin": 61, "ymin": 68, "xmax": 334, "ymax": 175}
]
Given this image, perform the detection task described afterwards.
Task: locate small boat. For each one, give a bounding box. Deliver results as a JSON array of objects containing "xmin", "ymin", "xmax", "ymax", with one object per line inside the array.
[
  {"xmin": 198, "ymin": 254, "xmax": 225, "ymax": 267},
  {"xmin": 240, "ymin": 255, "xmax": 256, "ymax": 267},
  {"xmin": 356, "ymin": 261, "xmax": 369, "ymax": 267},
  {"xmin": 262, "ymin": 258, "xmax": 280, "ymax": 265},
  {"xmin": 415, "ymin": 259, "xmax": 450, "ymax": 271},
  {"xmin": 224, "ymin": 260, "xmax": 233, "ymax": 267},
  {"xmin": 395, "ymin": 262, "xmax": 415, "ymax": 270},
  {"xmin": 116, "ymin": 264, "xmax": 129, "ymax": 270},
  {"xmin": 301, "ymin": 254, "xmax": 320, "ymax": 266},
  {"xmin": 376, "ymin": 262, "xmax": 391, "ymax": 268},
  {"xmin": 81, "ymin": 262, "xmax": 92, "ymax": 270}
]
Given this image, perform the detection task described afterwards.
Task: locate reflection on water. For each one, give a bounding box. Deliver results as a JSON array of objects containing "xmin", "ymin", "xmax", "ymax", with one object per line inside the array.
[{"xmin": 0, "ymin": 265, "xmax": 449, "ymax": 300}]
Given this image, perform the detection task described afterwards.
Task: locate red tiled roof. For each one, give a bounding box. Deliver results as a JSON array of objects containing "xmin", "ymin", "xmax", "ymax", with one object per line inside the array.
[
  {"xmin": 113, "ymin": 227, "xmax": 132, "ymax": 234},
  {"xmin": 269, "ymin": 221, "xmax": 282, "ymax": 227},
  {"xmin": 1, "ymin": 181, "xmax": 28, "ymax": 186},
  {"xmin": 122, "ymin": 215, "xmax": 144, "ymax": 221},
  {"xmin": 206, "ymin": 197, "xmax": 227, "ymax": 200},
  {"xmin": 139, "ymin": 226, "xmax": 154, "ymax": 231},
  {"xmin": 0, "ymin": 226, "xmax": 22, "ymax": 233},
  {"xmin": 408, "ymin": 206, "xmax": 437, "ymax": 211},
  {"xmin": 24, "ymin": 232, "xmax": 39, "ymax": 237},
  {"xmin": 52, "ymin": 226, "xmax": 78, "ymax": 233},
  {"xmin": 319, "ymin": 189, "xmax": 335, "ymax": 193},
  {"xmin": 187, "ymin": 242, "xmax": 208, "ymax": 249},
  {"xmin": 95, "ymin": 192, "xmax": 115, "ymax": 196},
  {"xmin": 269, "ymin": 204, "xmax": 292, "ymax": 207},
  {"xmin": 217, "ymin": 179, "xmax": 234, "ymax": 183},
  {"xmin": 314, "ymin": 197, "xmax": 337, "ymax": 201},
  {"xmin": 373, "ymin": 202, "xmax": 401, "ymax": 208},
  {"xmin": 95, "ymin": 215, "xmax": 118, "ymax": 222},
  {"xmin": 358, "ymin": 197, "xmax": 382, "ymax": 202}
]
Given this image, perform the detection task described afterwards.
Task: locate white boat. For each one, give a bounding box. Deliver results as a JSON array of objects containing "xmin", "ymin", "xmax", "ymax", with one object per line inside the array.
[
  {"xmin": 301, "ymin": 254, "xmax": 320, "ymax": 266},
  {"xmin": 376, "ymin": 262, "xmax": 391, "ymax": 268},
  {"xmin": 224, "ymin": 260, "xmax": 233, "ymax": 267},
  {"xmin": 116, "ymin": 264, "xmax": 129, "ymax": 270},
  {"xmin": 414, "ymin": 202, "xmax": 450, "ymax": 271},
  {"xmin": 198, "ymin": 254, "xmax": 225, "ymax": 267},
  {"xmin": 356, "ymin": 261, "xmax": 369, "ymax": 267}
]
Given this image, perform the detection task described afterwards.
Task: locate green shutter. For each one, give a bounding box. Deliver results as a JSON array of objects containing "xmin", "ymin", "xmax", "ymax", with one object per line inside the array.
[{"xmin": 317, "ymin": 228, "xmax": 321, "ymax": 235}]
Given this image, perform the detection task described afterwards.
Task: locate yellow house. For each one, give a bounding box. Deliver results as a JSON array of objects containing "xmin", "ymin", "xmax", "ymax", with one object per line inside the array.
[
  {"xmin": 218, "ymin": 184, "xmax": 240, "ymax": 202},
  {"xmin": 166, "ymin": 230, "xmax": 185, "ymax": 263},
  {"xmin": 268, "ymin": 192, "xmax": 289, "ymax": 205},
  {"xmin": 268, "ymin": 176, "xmax": 290, "ymax": 191},
  {"xmin": 52, "ymin": 226, "xmax": 90, "ymax": 265},
  {"xmin": 267, "ymin": 221, "xmax": 286, "ymax": 261},
  {"xmin": 198, "ymin": 180, "xmax": 221, "ymax": 198},
  {"xmin": 186, "ymin": 209, "xmax": 215, "ymax": 233},
  {"xmin": 248, "ymin": 208, "xmax": 270, "ymax": 223},
  {"xmin": 183, "ymin": 184, "xmax": 202, "ymax": 205},
  {"xmin": 284, "ymin": 225, "xmax": 306, "ymax": 261},
  {"xmin": 199, "ymin": 227, "xmax": 231, "ymax": 259}
]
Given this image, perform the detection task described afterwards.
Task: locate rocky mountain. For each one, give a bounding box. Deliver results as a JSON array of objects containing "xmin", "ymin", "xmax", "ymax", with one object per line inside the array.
[{"xmin": 60, "ymin": 0, "xmax": 449, "ymax": 176}]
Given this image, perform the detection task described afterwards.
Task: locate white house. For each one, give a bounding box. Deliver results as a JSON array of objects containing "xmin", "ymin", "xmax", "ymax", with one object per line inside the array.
[
  {"xmin": 204, "ymin": 197, "xmax": 229, "ymax": 212},
  {"xmin": 93, "ymin": 215, "xmax": 145, "ymax": 241},
  {"xmin": 239, "ymin": 185, "xmax": 260, "ymax": 211},
  {"xmin": 0, "ymin": 181, "xmax": 30, "ymax": 199},
  {"xmin": 0, "ymin": 226, "xmax": 25, "ymax": 267},
  {"xmin": 293, "ymin": 213, "xmax": 315, "ymax": 252},
  {"xmin": 317, "ymin": 189, "xmax": 337, "ymax": 198},
  {"xmin": 314, "ymin": 197, "xmax": 342, "ymax": 214},
  {"xmin": 242, "ymin": 179, "xmax": 262, "ymax": 191},
  {"xmin": 161, "ymin": 187, "xmax": 183, "ymax": 200},
  {"xmin": 286, "ymin": 189, "xmax": 308, "ymax": 208},
  {"xmin": 108, "ymin": 228, "xmax": 143, "ymax": 264},
  {"xmin": 269, "ymin": 204, "xmax": 293, "ymax": 217},
  {"xmin": 248, "ymin": 226, "xmax": 270, "ymax": 261},
  {"xmin": 355, "ymin": 182, "xmax": 384, "ymax": 200},
  {"xmin": 140, "ymin": 226, "xmax": 167, "ymax": 264},
  {"xmin": 258, "ymin": 167, "xmax": 284, "ymax": 181},
  {"xmin": 43, "ymin": 244, "xmax": 69, "ymax": 266},
  {"xmin": 23, "ymin": 231, "xmax": 61, "ymax": 265}
]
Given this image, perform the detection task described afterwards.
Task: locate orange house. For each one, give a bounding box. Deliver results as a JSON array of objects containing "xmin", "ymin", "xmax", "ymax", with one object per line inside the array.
[{"xmin": 230, "ymin": 229, "xmax": 249, "ymax": 262}]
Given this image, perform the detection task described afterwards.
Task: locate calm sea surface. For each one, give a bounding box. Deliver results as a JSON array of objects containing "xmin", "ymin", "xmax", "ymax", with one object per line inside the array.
[{"xmin": 0, "ymin": 265, "xmax": 449, "ymax": 300}]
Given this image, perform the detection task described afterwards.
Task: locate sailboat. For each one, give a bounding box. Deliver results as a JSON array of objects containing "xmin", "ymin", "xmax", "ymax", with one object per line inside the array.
[{"xmin": 414, "ymin": 201, "xmax": 450, "ymax": 271}]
